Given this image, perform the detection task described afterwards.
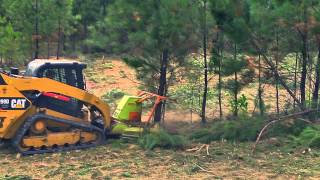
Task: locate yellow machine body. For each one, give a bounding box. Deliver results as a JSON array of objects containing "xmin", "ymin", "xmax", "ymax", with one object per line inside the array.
[
  {"xmin": 0, "ymin": 59, "xmax": 112, "ymax": 155},
  {"xmin": 0, "ymin": 59, "xmax": 166, "ymax": 155},
  {"xmin": 0, "ymin": 73, "xmax": 111, "ymax": 139}
]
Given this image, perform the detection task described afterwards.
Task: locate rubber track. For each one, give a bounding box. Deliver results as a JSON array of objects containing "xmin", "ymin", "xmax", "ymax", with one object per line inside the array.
[{"xmin": 12, "ymin": 113, "xmax": 106, "ymax": 155}]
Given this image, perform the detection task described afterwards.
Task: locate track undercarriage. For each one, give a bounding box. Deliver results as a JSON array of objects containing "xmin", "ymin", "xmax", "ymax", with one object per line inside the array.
[{"xmin": 12, "ymin": 113, "xmax": 106, "ymax": 155}]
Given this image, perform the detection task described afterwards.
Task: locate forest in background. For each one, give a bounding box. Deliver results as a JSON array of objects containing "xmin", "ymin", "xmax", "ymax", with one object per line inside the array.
[
  {"xmin": 2, "ymin": 0, "xmax": 320, "ymax": 144},
  {"xmin": 3, "ymin": 0, "xmax": 320, "ymax": 179}
]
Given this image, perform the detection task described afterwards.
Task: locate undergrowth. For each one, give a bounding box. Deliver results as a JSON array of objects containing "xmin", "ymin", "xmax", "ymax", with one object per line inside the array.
[
  {"xmin": 190, "ymin": 115, "xmax": 264, "ymax": 143},
  {"xmin": 138, "ymin": 130, "xmax": 188, "ymax": 150},
  {"xmin": 293, "ymin": 125, "xmax": 320, "ymax": 148},
  {"xmin": 190, "ymin": 115, "xmax": 309, "ymax": 144}
]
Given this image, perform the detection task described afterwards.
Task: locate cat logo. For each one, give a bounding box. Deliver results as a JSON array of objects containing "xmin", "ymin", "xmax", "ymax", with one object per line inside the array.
[
  {"xmin": 11, "ymin": 99, "xmax": 27, "ymax": 109},
  {"xmin": 0, "ymin": 98, "xmax": 30, "ymax": 110}
]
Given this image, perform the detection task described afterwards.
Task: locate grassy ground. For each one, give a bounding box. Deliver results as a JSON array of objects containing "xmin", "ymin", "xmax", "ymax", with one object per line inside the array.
[{"xmin": 1, "ymin": 140, "xmax": 320, "ymax": 179}]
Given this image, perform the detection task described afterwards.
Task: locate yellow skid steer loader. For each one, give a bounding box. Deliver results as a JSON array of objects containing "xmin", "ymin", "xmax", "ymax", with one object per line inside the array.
[{"xmin": 0, "ymin": 59, "xmax": 166, "ymax": 155}]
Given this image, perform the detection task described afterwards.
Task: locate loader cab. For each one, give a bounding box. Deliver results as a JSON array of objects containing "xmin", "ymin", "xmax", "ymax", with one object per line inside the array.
[
  {"xmin": 24, "ymin": 59, "xmax": 87, "ymax": 118},
  {"xmin": 25, "ymin": 59, "xmax": 87, "ymax": 89}
]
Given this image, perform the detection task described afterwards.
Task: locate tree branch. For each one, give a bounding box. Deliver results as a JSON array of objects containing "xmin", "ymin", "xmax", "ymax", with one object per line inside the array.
[
  {"xmin": 250, "ymin": 34, "xmax": 304, "ymax": 109},
  {"xmin": 252, "ymin": 109, "xmax": 315, "ymax": 153}
]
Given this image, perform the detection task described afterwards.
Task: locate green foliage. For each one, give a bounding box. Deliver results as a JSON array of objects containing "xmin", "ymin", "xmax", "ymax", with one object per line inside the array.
[
  {"xmin": 269, "ymin": 120, "xmax": 307, "ymax": 138},
  {"xmin": 170, "ymin": 83, "xmax": 217, "ymax": 114},
  {"xmin": 190, "ymin": 115, "xmax": 264, "ymax": 143},
  {"xmin": 293, "ymin": 125, "xmax": 320, "ymax": 148},
  {"xmin": 229, "ymin": 94, "xmax": 248, "ymax": 114},
  {"xmin": 0, "ymin": 0, "xmax": 74, "ymax": 63},
  {"xmin": 138, "ymin": 130, "xmax": 188, "ymax": 150},
  {"xmin": 220, "ymin": 55, "xmax": 248, "ymax": 76},
  {"xmin": 0, "ymin": 19, "xmax": 23, "ymax": 65},
  {"xmin": 88, "ymin": 0, "xmax": 203, "ymax": 89},
  {"xmin": 101, "ymin": 88, "xmax": 125, "ymax": 103}
]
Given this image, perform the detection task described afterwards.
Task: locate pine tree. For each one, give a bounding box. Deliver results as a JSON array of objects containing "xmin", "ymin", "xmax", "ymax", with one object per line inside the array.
[{"xmin": 98, "ymin": 0, "xmax": 201, "ymax": 122}]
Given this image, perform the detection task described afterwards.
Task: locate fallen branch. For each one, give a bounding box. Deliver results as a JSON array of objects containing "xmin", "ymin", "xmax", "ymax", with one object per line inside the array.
[
  {"xmin": 194, "ymin": 163, "xmax": 215, "ymax": 174},
  {"xmin": 252, "ymin": 109, "xmax": 315, "ymax": 153},
  {"xmin": 186, "ymin": 144, "xmax": 210, "ymax": 156},
  {"xmin": 196, "ymin": 144, "xmax": 206, "ymax": 153},
  {"xmin": 186, "ymin": 146, "xmax": 201, "ymax": 152}
]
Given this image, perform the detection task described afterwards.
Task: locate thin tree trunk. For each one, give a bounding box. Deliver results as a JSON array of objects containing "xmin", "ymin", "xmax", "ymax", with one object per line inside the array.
[
  {"xmin": 72, "ymin": 34, "xmax": 76, "ymax": 54},
  {"xmin": 258, "ymin": 53, "xmax": 264, "ymax": 115},
  {"xmin": 62, "ymin": 33, "xmax": 67, "ymax": 52},
  {"xmin": 34, "ymin": 0, "xmax": 39, "ymax": 59},
  {"xmin": 83, "ymin": 20, "xmax": 89, "ymax": 53},
  {"xmin": 308, "ymin": 46, "xmax": 313, "ymax": 107},
  {"xmin": 201, "ymin": 0, "xmax": 208, "ymax": 124},
  {"xmin": 161, "ymin": 85, "xmax": 167, "ymax": 124},
  {"xmin": 218, "ymin": 40, "xmax": 223, "ymax": 119},
  {"xmin": 234, "ymin": 43, "xmax": 238, "ymax": 117},
  {"xmin": 154, "ymin": 49, "xmax": 169, "ymax": 123},
  {"xmin": 161, "ymin": 69, "xmax": 174, "ymax": 124},
  {"xmin": 300, "ymin": 35, "xmax": 308, "ymax": 108},
  {"xmin": 312, "ymin": 42, "xmax": 320, "ymax": 108},
  {"xmin": 191, "ymin": 85, "xmax": 194, "ymax": 123},
  {"xmin": 300, "ymin": 6, "xmax": 308, "ymax": 108},
  {"xmin": 47, "ymin": 36, "xmax": 50, "ymax": 59},
  {"xmin": 275, "ymin": 30, "xmax": 280, "ymax": 115},
  {"xmin": 294, "ymin": 52, "xmax": 298, "ymax": 110},
  {"xmin": 57, "ymin": 18, "xmax": 61, "ymax": 59},
  {"xmin": 101, "ymin": 0, "xmax": 108, "ymax": 15}
]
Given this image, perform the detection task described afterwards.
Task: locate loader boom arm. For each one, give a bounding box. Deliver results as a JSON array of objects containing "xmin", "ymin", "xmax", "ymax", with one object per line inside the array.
[{"xmin": 1, "ymin": 73, "xmax": 111, "ymax": 128}]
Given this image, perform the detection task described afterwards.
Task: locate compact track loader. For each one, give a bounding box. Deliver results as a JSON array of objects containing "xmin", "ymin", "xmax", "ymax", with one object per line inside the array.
[{"xmin": 0, "ymin": 59, "xmax": 166, "ymax": 155}]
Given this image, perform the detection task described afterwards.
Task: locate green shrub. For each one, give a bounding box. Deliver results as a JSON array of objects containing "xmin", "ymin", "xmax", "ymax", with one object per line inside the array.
[
  {"xmin": 267, "ymin": 120, "xmax": 307, "ymax": 137},
  {"xmin": 138, "ymin": 130, "xmax": 188, "ymax": 150},
  {"xmin": 294, "ymin": 125, "xmax": 320, "ymax": 148},
  {"xmin": 101, "ymin": 89, "xmax": 125, "ymax": 103},
  {"xmin": 190, "ymin": 115, "xmax": 264, "ymax": 143},
  {"xmin": 190, "ymin": 115, "xmax": 311, "ymax": 144}
]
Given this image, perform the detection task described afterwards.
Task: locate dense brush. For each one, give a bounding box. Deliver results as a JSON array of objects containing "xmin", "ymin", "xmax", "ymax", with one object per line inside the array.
[
  {"xmin": 138, "ymin": 130, "xmax": 188, "ymax": 150},
  {"xmin": 293, "ymin": 125, "xmax": 320, "ymax": 148}
]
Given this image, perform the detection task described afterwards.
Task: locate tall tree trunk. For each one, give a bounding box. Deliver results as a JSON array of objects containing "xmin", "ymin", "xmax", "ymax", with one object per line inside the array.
[
  {"xmin": 62, "ymin": 34, "xmax": 67, "ymax": 52},
  {"xmin": 294, "ymin": 52, "xmax": 299, "ymax": 110},
  {"xmin": 191, "ymin": 85, "xmax": 194, "ymax": 123},
  {"xmin": 308, "ymin": 46, "xmax": 313, "ymax": 107},
  {"xmin": 47, "ymin": 36, "xmax": 50, "ymax": 59},
  {"xmin": 83, "ymin": 20, "xmax": 89, "ymax": 53},
  {"xmin": 34, "ymin": 0, "xmax": 39, "ymax": 59},
  {"xmin": 57, "ymin": 18, "xmax": 61, "ymax": 59},
  {"xmin": 275, "ymin": 30, "xmax": 280, "ymax": 115},
  {"xmin": 162, "ymin": 69, "xmax": 174, "ymax": 123},
  {"xmin": 234, "ymin": 43, "xmax": 238, "ymax": 117},
  {"xmin": 154, "ymin": 49, "xmax": 169, "ymax": 123},
  {"xmin": 258, "ymin": 54, "xmax": 264, "ymax": 115},
  {"xmin": 300, "ymin": 34, "xmax": 308, "ymax": 108},
  {"xmin": 201, "ymin": 0, "xmax": 208, "ymax": 124},
  {"xmin": 70, "ymin": 34, "xmax": 77, "ymax": 55},
  {"xmin": 101, "ymin": 0, "xmax": 108, "ymax": 15},
  {"xmin": 218, "ymin": 40, "xmax": 223, "ymax": 119},
  {"xmin": 312, "ymin": 42, "xmax": 320, "ymax": 108},
  {"xmin": 300, "ymin": 6, "xmax": 308, "ymax": 108}
]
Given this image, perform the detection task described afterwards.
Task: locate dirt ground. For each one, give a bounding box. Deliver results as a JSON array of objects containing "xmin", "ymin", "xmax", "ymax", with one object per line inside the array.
[
  {"xmin": 1, "ymin": 140, "xmax": 320, "ymax": 180},
  {"xmin": 85, "ymin": 58, "xmax": 140, "ymax": 97}
]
